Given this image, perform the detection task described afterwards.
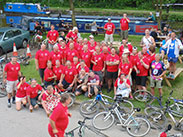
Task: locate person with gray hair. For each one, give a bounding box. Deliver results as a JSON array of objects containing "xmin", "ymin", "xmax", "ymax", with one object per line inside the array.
[
  {"xmin": 150, "ymin": 53, "xmax": 166, "ymax": 98},
  {"xmin": 49, "ymin": 44, "xmax": 63, "ymax": 66},
  {"xmin": 66, "ymin": 26, "xmax": 78, "ymax": 42}
]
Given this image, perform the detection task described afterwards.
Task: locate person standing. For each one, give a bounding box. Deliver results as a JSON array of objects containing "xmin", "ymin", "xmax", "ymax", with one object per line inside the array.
[
  {"xmin": 120, "ymin": 13, "xmax": 130, "ymax": 40},
  {"xmin": 48, "ymin": 93, "xmax": 72, "ymax": 137},
  {"xmin": 47, "ymin": 25, "xmax": 59, "ymax": 51},
  {"xmin": 104, "ymin": 18, "xmax": 115, "ymax": 46},
  {"xmin": 3, "ymin": 56, "xmax": 21, "ymax": 108},
  {"xmin": 35, "ymin": 43, "xmax": 50, "ymax": 85}
]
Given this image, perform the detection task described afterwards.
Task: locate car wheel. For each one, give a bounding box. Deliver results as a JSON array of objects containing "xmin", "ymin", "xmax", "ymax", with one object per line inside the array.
[
  {"xmin": 22, "ymin": 39, "xmax": 28, "ymax": 48},
  {"xmin": 0, "ymin": 47, "xmax": 4, "ymax": 56}
]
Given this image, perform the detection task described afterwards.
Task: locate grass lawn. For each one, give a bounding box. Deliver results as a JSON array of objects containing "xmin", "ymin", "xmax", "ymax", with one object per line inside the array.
[{"xmin": 21, "ymin": 33, "xmax": 183, "ymax": 109}]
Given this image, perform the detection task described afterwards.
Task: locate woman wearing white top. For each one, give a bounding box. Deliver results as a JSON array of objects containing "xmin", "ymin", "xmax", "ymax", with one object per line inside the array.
[{"xmin": 141, "ymin": 29, "xmax": 156, "ymax": 49}]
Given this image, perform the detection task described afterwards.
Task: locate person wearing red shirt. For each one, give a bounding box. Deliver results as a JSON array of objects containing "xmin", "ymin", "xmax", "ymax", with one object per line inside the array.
[
  {"xmin": 120, "ymin": 13, "xmax": 130, "ymax": 40},
  {"xmin": 76, "ymin": 38, "xmax": 84, "ymax": 54},
  {"xmin": 114, "ymin": 73, "xmax": 131, "ymax": 98},
  {"xmin": 53, "ymin": 60, "xmax": 64, "ymax": 84},
  {"xmin": 35, "ymin": 43, "xmax": 50, "ymax": 85},
  {"xmin": 148, "ymin": 46, "xmax": 156, "ymax": 64},
  {"xmin": 48, "ymin": 93, "xmax": 72, "ymax": 137},
  {"xmin": 16, "ymin": 76, "xmax": 29, "ymax": 111},
  {"xmin": 59, "ymin": 61, "xmax": 77, "ymax": 89},
  {"xmin": 66, "ymin": 27, "xmax": 78, "ymax": 42},
  {"xmin": 134, "ymin": 51, "xmax": 150, "ymax": 90},
  {"xmin": 49, "ymin": 45, "xmax": 63, "ymax": 66},
  {"xmin": 106, "ymin": 48, "xmax": 120, "ymax": 92},
  {"xmin": 42, "ymin": 85, "xmax": 60, "ymax": 117},
  {"xmin": 58, "ymin": 41, "xmax": 68, "ymax": 64},
  {"xmin": 65, "ymin": 43, "xmax": 79, "ymax": 63},
  {"xmin": 81, "ymin": 44, "xmax": 92, "ymax": 68},
  {"xmin": 119, "ymin": 39, "xmax": 133, "ymax": 57},
  {"xmin": 104, "ymin": 18, "xmax": 115, "ymax": 46},
  {"xmin": 44, "ymin": 61, "xmax": 57, "ymax": 87},
  {"xmin": 77, "ymin": 60, "xmax": 90, "ymax": 73},
  {"xmin": 72, "ymin": 56, "xmax": 80, "ymax": 69},
  {"xmin": 47, "ymin": 25, "xmax": 59, "ymax": 51},
  {"xmin": 26, "ymin": 79, "xmax": 44, "ymax": 112},
  {"xmin": 91, "ymin": 46, "xmax": 105, "ymax": 84},
  {"xmin": 3, "ymin": 56, "xmax": 21, "ymax": 108},
  {"xmin": 88, "ymin": 39, "xmax": 97, "ymax": 53}
]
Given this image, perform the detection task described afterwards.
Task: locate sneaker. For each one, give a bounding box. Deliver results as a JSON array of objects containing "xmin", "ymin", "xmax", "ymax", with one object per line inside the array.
[
  {"xmin": 170, "ymin": 74, "xmax": 175, "ymax": 79},
  {"xmin": 12, "ymin": 100, "xmax": 16, "ymax": 104},
  {"xmin": 107, "ymin": 88, "xmax": 112, "ymax": 93},
  {"xmin": 7, "ymin": 102, "xmax": 11, "ymax": 108}
]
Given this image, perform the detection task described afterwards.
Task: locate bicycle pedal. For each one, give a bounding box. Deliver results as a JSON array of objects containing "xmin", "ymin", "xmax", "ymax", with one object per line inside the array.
[{"xmin": 116, "ymin": 123, "xmax": 123, "ymax": 126}]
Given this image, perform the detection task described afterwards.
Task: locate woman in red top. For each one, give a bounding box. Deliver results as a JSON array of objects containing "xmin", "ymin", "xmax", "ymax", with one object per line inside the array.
[
  {"xmin": 48, "ymin": 93, "xmax": 72, "ymax": 137},
  {"xmin": 16, "ymin": 76, "xmax": 29, "ymax": 111},
  {"xmin": 42, "ymin": 85, "xmax": 60, "ymax": 117}
]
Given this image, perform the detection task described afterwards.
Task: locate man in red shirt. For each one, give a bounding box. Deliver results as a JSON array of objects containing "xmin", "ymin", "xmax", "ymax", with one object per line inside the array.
[
  {"xmin": 104, "ymin": 18, "xmax": 115, "ymax": 46},
  {"xmin": 53, "ymin": 60, "xmax": 64, "ymax": 84},
  {"xmin": 48, "ymin": 93, "xmax": 71, "ymax": 137},
  {"xmin": 44, "ymin": 61, "xmax": 57, "ymax": 87},
  {"xmin": 65, "ymin": 43, "xmax": 79, "ymax": 63},
  {"xmin": 119, "ymin": 39, "xmax": 133, "ymax": 57},
  {"xmin": 59, "ymin": 61, "xmax": 77, "ymax": 89},
  {"xmin": 35, "ymin": 43, "xmax": 50, "ymax": 85},
  {"xmin": 81, "ymin": 44, "xmax": 92, "ymax": 68},
  {"xmin": 120, "ymin": 13, "xmax": 130, "ymax": 40},
  {"xmin": 106, "ymin": 47, "xmax": 120, "ymax": 92},
  {"xmin": 3, "ymin": 56, "xmax": 21, "ymax": 108},
  {"xmin": 58, "ymin": 41, "xmax": 68, "ymax": 64},
  {"xmin": 26, "ymin": 79, "xmax": 44, "ymax": 112},
  {"xmin": 47, "ymin": 25, "xmax": 59, "ymax": 51},
  {"xmin": 66, "ymin": 27, "xmax": 78, "ymax": 42},
  {"xmin": 49, "ymin": 44, "xmax": 63, "ymax": 66},
  {"xmin": 91, "ymin": 46, "xmax": 105, "ymax": 85},
  {"xmin": 134, "ymin": 51, "xmax": 150, "ymax": 90}
]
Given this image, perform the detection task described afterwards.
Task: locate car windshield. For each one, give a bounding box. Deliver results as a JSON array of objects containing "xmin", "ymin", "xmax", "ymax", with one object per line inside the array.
[{"xmin": 0, "ymin": 32, "xmax": 4, "ymax": 40}]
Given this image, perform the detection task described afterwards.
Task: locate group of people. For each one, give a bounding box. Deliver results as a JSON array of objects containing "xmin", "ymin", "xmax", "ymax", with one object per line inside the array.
[{"xmin": 2, "ymin": 15, "xmax": 183, "ymax": 137}]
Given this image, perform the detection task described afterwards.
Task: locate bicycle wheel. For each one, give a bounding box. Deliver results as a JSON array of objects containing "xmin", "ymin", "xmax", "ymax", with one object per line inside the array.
[
  {"xmin": 119, "ymin": 99, "xmax": 134, "ymax": 114},
  {"xmin": 169, "ymin": 103, "xmax": 183, "ymax": 117},
  {"xmin": 126, "ymin": 117, "xmax": 151, "ymax": 137},
  {"xmin": 92, "ymin": 111, "xmax": 115, "ymax": 130},
  {"xmin": 144, "ymin": 106, "xmax": 160, "ymax": 117},
  {"xmin": 148, "ymin": 111, "xmax": 167, "ymax": 130},
  {"xmin": 133, "ymin": 90, "xmax": 152, "ymax": 102},
  {"xmin": 85, "ymin": 125, "xmax": 109, "ymax": 137},
  {"xmin": 67, "ymin": 93, "xmax": 76, "ymax": 108},
  {"xmin": 0, "ymin": 82, "xmax": 7, "ymax": 98}
]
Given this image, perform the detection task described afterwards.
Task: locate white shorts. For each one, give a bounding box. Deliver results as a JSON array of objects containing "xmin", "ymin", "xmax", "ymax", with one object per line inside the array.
[
  {"xmin": 16, "ymin": 96, "xmax": 26, "ymax": 102},
  {"xmin": 105, "ymin": 34, "xmax": 113, "ymax": 43},
  {"xmin": 6, "ymin": 80, "xmax": 18, "ymax": 94},
  {"xmin": 116, "ymin": 89, "xmax": 131, "ymax": 98}
]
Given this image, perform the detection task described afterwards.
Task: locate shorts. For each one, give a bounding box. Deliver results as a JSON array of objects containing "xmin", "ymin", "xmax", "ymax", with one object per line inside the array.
[
  {"xmin": 159, "ymin": 47, "xmax": 167, "ymax": 55},
  {"xmin": 168, "ymin": 57, "xmax": 178, "ymax": 63},
  {"xmin": 39, "ymin": 68, "xmax": 45, "ymax": 80},
  {"xmin": 93, "ymin": 71, "xmax": 103, "ymax": 81},
  {"xmin": 30, "ymin": 96, "xmax": 38, "ymax": 107},
  {"xmin": 116, "ymin": 88, "xmax": 131, "ymax": 98},
  {"xmin": 136, "ymin": 76, "xmax": 147, "ymax": 87},
  {"xmin": 105, "ymin": 34, "xmax": 113, "ymax": 43},
  {"xmin": 85, "ymin": 85, "xmax": 100, "ymax": 97},
  {"xmin": 62, "ymin": 79, "xmax": 71, "ymax": 89},
  {"xmin": 6, "ymin": 80, "xmax": 18, "ymax": 93},
  {"xmin": 150, "ymin": 76, "xmax": 163, "ymax": 88},
  {"xmin": 121, "ymin": 30, "xmax": 128, "ymax": 40},
  {"xmin": 16, "ymin": 96, "xmax": 26, "ymax": 102},
  {"xmin": 106, "ymin": 71, "xmax": 118, "ymax": 79},
  {"xmin": 131, "ymin": 71, "xmax": 136, "ymax": 82}
]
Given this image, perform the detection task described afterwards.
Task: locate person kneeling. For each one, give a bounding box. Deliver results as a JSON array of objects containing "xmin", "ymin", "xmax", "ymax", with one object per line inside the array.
[{"xmin": 114, "ymin": 73, "xmax": 131, "ymax": 98}]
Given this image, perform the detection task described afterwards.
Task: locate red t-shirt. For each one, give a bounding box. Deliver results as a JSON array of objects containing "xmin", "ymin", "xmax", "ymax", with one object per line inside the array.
[
  {"xmin": 120, "ymin": 18, "xmax": 130, "ymax": 31},
  {"xmin": 149, "ymin": 53, "xmax": 156, "ymax": 65},
  {"xmin": 114, "ymin": 78, "xmax": 131, "ymax": 87},
  {"xmin": 119, "ymin": 62, "xmax": 132, "ymax": 75},
  {"xmin": 81, "ymin": 51, "xmax": 92, "ymax": 68},
  {"xmin": 4, "ymin": 62, "xmax": 20, "ymax": 81},
  {"xmin": 53, "ymin": 65, "xmax": 64, "ymax": 81},
  {"xmin": 49, "ymin": 51, "xmax": 63, "ymax": 66},
  {"xmin": 59, "ymin": 46, "xmax": 68, "ymax": 61},
  {"xmin": 48, "ymin": 102, "xmax": 69, "ymax": 136},
  {"xmin": 47, "ymin": 30, "xmax": 59, "ymax": 43},
  {"xmin": 26, "ymin": 84, "xmax": 42, "ymax": 98},
  {"xmin": 65, "ymin": 49, "xmax": 79, "ymax": 62},
  {"xmin": 42, "ymin": 90, "xmax": 56, "ymax": 101},
  {"xmin": 88, "ymin": 45, "xmax": 96, "ymax": 53},
  {"xmin": 16, "ymin": 82, "xmax": 30, "ymax": 98},
  {"xmin": 119, "ymin": 44, "xmax": 133, "ymax": 57},
  {"xmin": 63, "ymin": 66, "xmax": 77, "ymax": 83},
  {"xmin": 102, "ymin": 52, "xmax": 110, "ymax": 62},
  {"xmin": 77, "ymin": 65, "xmax": 90, "ymax": 73},
  {"xmin": 66, "ymin": 31, "xmax": 78, "ymax": 42},
  {"xmin": 44, "ymin": 68, "xmax": 55, "ymax": 82},
  {"xmin": 35, "ymin": 50, "xmax": 50, "ymax": 69},
  {"xmin": 135, "ymin": 57, "xmax": 149, "ymax": 76},
  {"xmin": 91, "ymin": 53, "xmax": 104, "ymax": 71},
  {"xmin": 130, "ymin": 54, "xmax": 138, "ymax": 70},
  {"xmin": 104, "ymin": 22, "xmax": 115, "ymax": 35},
  {"xmin": 106, "ymin": 54, "xmax": 120, "ymax": 72}
]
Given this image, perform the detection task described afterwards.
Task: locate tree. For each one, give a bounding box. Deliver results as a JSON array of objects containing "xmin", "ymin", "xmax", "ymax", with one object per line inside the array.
[{"xmin": 69, "ymin": 0, "xmax": 76, "ymax": 27}]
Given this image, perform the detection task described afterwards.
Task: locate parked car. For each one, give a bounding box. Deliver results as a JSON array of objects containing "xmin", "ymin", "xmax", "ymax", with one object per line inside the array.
[{"xmin": 0, "ymin": 27, "xmax": 30, "ymax": 56}]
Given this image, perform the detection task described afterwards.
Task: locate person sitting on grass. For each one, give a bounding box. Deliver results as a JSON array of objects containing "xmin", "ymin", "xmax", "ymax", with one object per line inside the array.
[
  {"xmin": 114, "ymin": 73, "xmax": 131, "ymax": 98},
  {"xmin": 16, "ymin": 76, "xmax": 30, "ymax": 111},
  {"xmin": 42, "ymin": 85, "xmax": 60, "ymax": 117},
  {"xmin": 26, "ymin": 79, "xmax": 44, "ymax": 112}
]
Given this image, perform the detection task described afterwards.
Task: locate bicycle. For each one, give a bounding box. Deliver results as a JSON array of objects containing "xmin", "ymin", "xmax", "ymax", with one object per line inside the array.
[
  {"xmin": 79, "ymin": 92, "xmax": 134, "ymax": 118},
  {"xmin": 29, "ymin": 30, "xmax": 43, "ymax": 50},
  {"xmin": 147, "ymin": 91, "xmax": 183, "ymax": 131},
  {"xmin": 159, "ymin": 124, "xmax": 182, "ymax": 137},
  {"xmin": 17, "ymin": 55, "xmax": 30, "ymax": 66},
  {"xmin": 133, "ymin": 89, "xmax": 153, "ymax": 102},
  {"xmin": 65, "ymin": 117, "xmax": 109, "ymax": 137},
  {"xmin": 0, "ymin": 81, "xmax": 7, "ymax": 98},
  {"xmin": 92, "ymin": 95, "xmax": 151, "ymax": 137}
]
